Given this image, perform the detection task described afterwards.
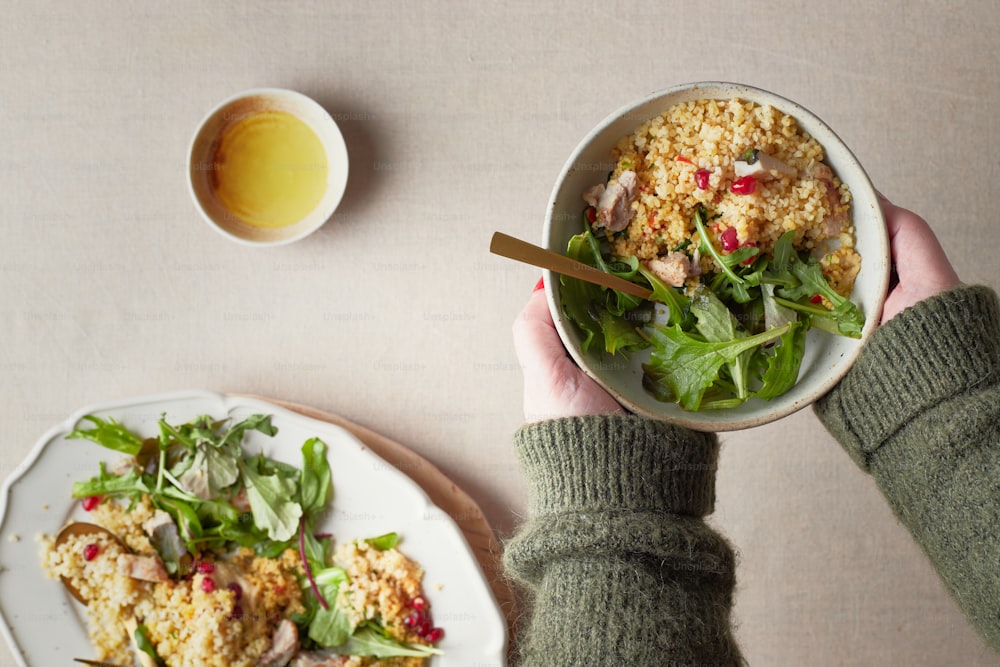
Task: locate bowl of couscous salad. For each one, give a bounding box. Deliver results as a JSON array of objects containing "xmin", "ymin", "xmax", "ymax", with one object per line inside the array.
[
  {"xmin": 544, "ymin": 82, "xmax": 890, "ymax": 431},
  {"xmin": 0, "ymin": 391, "xmax": 507, "ymax": 666}
]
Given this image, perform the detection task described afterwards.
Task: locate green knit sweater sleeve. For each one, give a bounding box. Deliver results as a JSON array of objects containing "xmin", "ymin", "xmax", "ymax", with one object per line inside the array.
[
  {"xmin": 502, "ymin": 414, "xmax": 743, "ymax": 666},
  {"xmin": 815, "ymin": 285, "xmax": 1000, "ymax": 651}
]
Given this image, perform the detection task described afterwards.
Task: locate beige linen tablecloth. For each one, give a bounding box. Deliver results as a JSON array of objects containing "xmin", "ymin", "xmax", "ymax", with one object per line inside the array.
[{"xmin": 2, "ymin": 2, "xmax": 999, "ymax": 665}]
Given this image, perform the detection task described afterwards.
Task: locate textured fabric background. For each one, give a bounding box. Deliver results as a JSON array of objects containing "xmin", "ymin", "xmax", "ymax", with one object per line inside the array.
[{"xmin": 1, "ymin": 1, "xmax": 998, "ymax": 665}]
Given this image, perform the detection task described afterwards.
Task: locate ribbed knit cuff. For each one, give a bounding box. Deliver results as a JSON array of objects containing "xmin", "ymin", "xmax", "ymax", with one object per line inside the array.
[
  {"xmin": 513, "ymin": 414, "xmax": 719, "ymax": 518},
  {"xmin": 815, "ymin": 285, "xmax": 1000, "ymax": 465}
]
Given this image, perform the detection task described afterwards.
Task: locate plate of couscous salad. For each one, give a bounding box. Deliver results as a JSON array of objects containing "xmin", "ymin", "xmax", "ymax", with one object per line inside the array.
[
  {"xmin": 545, "ymin": 82, "xmax": 890, "ymax": 431},
  {"xmin": 0, "ymin": 391, "xmax": 507, "ymax": 666}
]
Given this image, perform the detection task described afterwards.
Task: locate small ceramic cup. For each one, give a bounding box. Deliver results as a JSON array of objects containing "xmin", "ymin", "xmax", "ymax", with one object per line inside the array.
[{"xmin": 187, "ymin": 88, "xmax": 349, "ymax": 247}]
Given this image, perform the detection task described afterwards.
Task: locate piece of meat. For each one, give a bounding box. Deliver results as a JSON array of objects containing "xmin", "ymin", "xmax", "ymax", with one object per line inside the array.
[
  {"xmin": 118, "ymin": 554, "xmax": 170, "ymax": 583},
  {"xmin": 257, "ymin": 619, "xmax": 300, "ymax": 667},
  {"xmin": 595, "ymin": 170, "xmax": 638, "ymax": 232},
  {"xmin": 582, "ymin": 183, "xmax": 605, "ymax": 208},
  {"xmin": 645, "ymin": 252, "xmax": 695, "ymax": 287},
  {"xmin": 734, "ymin": 151, "xmax": 797, "ymax": 181},
  {"xmin": 142, "ymin": 510, "xmax": 186, "ymax": 565},
  {"xmin": 807, "ymin": 163, "xmax": 850, "ymax": 239},
  {"xmin": 290, "ymin": 650, "xmax": 350, "ymax": 667}
]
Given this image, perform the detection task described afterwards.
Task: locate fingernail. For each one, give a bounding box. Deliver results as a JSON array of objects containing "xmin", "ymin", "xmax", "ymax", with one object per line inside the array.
[{"xmin": 532, "ymin": 277, "xmax": 544, "ymax": 292}]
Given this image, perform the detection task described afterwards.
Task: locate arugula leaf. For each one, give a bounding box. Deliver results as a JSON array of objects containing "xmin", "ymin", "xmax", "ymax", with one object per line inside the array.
[
  {"xmin": 220, "ymin": 414, "xmax": 278, "ymax": 447},
  {"xmin": 364, "ymin": 532, "xmax": 399, "ymax": 550},
  {"xmin": 689, "ymin": 285, "xmax": 755, "ymax": 401},
  {"xmin": 239, "ymin": 459, "xmax": 302, "ymax": 542},
  {"xmin": 560, "ymin": 229, "xmax": 648, "ymax": 355},
  {"xmin": 67, "ymin": 416, "xmax": 143, "ymax": 455},
  {"xmin": 133, "ymin": 623, "xmax": 163, "ymax": 665},
  {"xmin": 307, "ymin": 566, "xmax": 353, "ymax": 647},
  {"xmin": 754, "ymin": 321, "xmax": 807, "ymax": 400},
  {"xmin": 644, "ymin": 323, "xmax": 791, "ymax": 410},
  {"xmin": 330, "ymin": 623, "xmax": 443, "ymax": 658},
  {"xmin": 299, "ymin": 438, "xmax": 332, "ymax": 516},
  {"xmin": 72, "ymin": 462, "xmax": 150, "ymax": 499}
]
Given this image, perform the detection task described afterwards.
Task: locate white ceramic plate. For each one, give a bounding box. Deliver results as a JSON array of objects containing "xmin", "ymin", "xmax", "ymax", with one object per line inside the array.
[
  {"xmin": 0, "ymin": 390, "xmax": 507, "ymax": 666},
  {"xmin": 544, "ymin": 81, "xmax": 890, "ymax": 431}
]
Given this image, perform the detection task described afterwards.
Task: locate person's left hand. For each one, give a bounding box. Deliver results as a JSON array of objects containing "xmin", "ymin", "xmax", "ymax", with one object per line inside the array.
[{"xmin": 512, "ymin": 279, "xmax": 626, "ymax": 422}]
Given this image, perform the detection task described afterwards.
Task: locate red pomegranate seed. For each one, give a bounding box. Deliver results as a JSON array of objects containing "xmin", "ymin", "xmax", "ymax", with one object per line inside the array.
[
  {"xmin": 694, "ymin": 169, "xmax": 711, "ymax": 190},
  {"xmin": 810, "ymin": 294, "xmax": 824, "ymax": 304},
  {"xmin": 81, "ymin": 496, "xmax": 101, "ymax": 512},
  {"xmin": 585, "ymin": 206, "xmax": 597, "ymax": 223},
  {"xmin": 730, "ymin": 175, "xmax": 757, "ymax": 195},
  {"xmin": 201, "ymin": 576, "xmax": 216, "ymax": 593},
  {"xmin": 404, "ymin": 610, "xmax": 424, "ymax": 628},
  {"xmin": 720, "ymin": 227, "xmax": 739, "ymax": 252},
  {"xmin": 230, "ymin": 605, "xmax": 243, "ymax": 620},
  {"xmin": 196, "ymin": 561, "xmax": 215, "ymax": 575},
  {"xmin": 411, "ymin": 595, "xmax": 428, "ymax": 611},
  {"xmin": 418, "ymin": 620, "xmax": 433, "ymax": 638},
  {"xmin": 426, "ymin": 627, "xmax": 445, "ymax": 643},
  {"xmin": 83, "ymin": 543, "xmax": 99, "ymax": 561},
  {"xmin": 227, "ymin": 582, "xmax": 243, "ymax": 600}
]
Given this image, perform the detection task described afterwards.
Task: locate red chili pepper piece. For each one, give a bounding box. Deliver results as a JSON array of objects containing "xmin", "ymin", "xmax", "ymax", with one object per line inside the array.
[{"xmin": 675, "ymin": 155, "xmax": 694, "ymax": 165}]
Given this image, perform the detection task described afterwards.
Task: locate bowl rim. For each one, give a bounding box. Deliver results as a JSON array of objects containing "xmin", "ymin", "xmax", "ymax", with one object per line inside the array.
[
  {"xmin": 186, "ymin": 87, "xmax": 349, "ymax": 248},
  {"xmin": 542, "ymin": 81, "xmax": 890, "ymax": 431}
]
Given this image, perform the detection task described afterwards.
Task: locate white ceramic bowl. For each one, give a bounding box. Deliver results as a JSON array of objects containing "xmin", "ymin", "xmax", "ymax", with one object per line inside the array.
[
  {"xmin": 188, "ymin": 88, "xmax": 349, "ymax": 247},
  {"xmin": 544, "ymin": 82, "xmax": 889, "ymax": 431}
]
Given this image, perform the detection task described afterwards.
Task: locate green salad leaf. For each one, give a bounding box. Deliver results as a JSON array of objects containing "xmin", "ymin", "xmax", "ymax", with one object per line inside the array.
[
  {"xmin": 239, "ymin": 457, "xmax": 302, "ymax": 542},
  {"xmin": 307, "ymin": 566, "xmax": 354, "ymax": 646},
  {"xmin": 68, "ymin": 415, "xmax": 144, "ymax": 455},
  {"xmin": 365, "ymin": 532, "xmax": 400, "ymax": 550},
  {"xmin": 330, "ymin": 623, "xmax": 444, "ymax": 659}
]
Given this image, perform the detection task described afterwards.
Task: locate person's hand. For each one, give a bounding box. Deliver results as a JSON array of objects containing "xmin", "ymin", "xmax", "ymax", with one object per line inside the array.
[
  {"xmin": 879, "ymin": 195, "xmax": 962, "ymax": 324},
  {"xmin": 513, "ymin": 279, "xmax": 626, "ymax": 422}
]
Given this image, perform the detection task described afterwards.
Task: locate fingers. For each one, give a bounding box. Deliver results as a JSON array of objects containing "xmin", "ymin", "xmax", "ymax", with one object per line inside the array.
[
  {"xmin": 879, "ymin": 195, "xmax": 960, "ymax": 285},
  {"xmin": 877, "ymin": 194, "xmax": 962, "ymax": 323},
  {"xmin": 512, "ymin": 282, "xmax": 563, "ymax": 377}
]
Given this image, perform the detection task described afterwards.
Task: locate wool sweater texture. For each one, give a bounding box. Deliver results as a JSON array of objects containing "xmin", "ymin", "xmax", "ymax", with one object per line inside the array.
[{"xmin": 502, "ymin": 285, "xmax": 1000, "ymax": 666}]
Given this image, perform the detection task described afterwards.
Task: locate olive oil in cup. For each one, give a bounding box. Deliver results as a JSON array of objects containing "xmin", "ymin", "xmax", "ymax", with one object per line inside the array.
[{"xmin": 188, "ymin": 89, "xmax": 349, "ymax": 246}]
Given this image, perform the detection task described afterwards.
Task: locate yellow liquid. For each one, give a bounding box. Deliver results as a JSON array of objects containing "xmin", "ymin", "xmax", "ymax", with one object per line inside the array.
[{"xmin": 211, "ymin": 111, "xmax": 328, "ymax": 229}]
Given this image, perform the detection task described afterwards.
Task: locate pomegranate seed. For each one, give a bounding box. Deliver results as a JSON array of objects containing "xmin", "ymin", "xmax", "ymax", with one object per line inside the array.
[
  {"xmin": 694, "ymin": 169, "xmax": 711, "ymax": 190},
  {"xmin": 585, "ymin": 206, "xmax": 596, "ymax": 223},
  {"xmin": 418, "ymin": 620, "xmax": 433, "ymax": 637},
  {"xmin": 83, "ymin": 543, "xmax": 99, "ymax": 561},
  {"xmin": 411, "ymin": 595, "xmax": 428, "ymax": 611},
  {"xmin": 404, "ymin": 610, "xmax": 424, "ymax": 628},
  {"xmin": 201, "ymin": 576, "xmax": 216, "ymax": 593},
  {"xmin": 426, "ymin": 626, "xmax": 445, "ymax": 643},
  {"xmin": 741, "ymin": 241, "xmax": 758, "ymax": 265},
  {"xmin": 720, "ymin": 227, "xmax": 739, "ymax": 252},
  {"xmin": 81, "ymin": 496, "xmax": 101, "ymax": 512},
  {"xmin": 230, "ymin": 605, "xmax": 243, "ymax": 620},
  {"xmin": 196, "ymin": 561, "xmax": 215, "ymax": 575},
  {"xmin": 730, "ymin": 175, "xmax": 757, "ymax": 195},
  {"xmin": 227, "ymin": 582, "xmax": 243, "ymax": 600},
  {"xmin": 810, "ymin": 294, "xmax": 823, "ymax": 304}
]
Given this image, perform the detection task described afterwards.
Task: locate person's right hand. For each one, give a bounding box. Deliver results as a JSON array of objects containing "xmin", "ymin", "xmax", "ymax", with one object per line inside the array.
[{"xmin": 879, "ymin": 195, "xmax": 962, "ymax": 324}]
